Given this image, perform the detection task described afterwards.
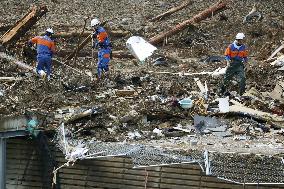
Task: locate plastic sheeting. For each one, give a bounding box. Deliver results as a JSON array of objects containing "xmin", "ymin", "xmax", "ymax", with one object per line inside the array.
[{"xmin": 126, "ymin": 36, "xmax": 157, "ymax": 62}]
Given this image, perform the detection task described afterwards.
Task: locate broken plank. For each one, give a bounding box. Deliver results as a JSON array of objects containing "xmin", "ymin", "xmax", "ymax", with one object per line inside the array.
[
  {"xmin": 0, "ymin": 5, "xmax": 48, "ymax": 46},
  {"xmin": 116, "ymin": 90, "xmax": 137, "ymax": 97},
  {"xmin": 229, "ymin": 103, "xmax": 284, "ymax": 124},
  {"xmin": 150, "ymin": 1, "xmax": 192, "ymax": 22},
  {"xmin": 0, "ymin": 77, "xmax": 23, "ymax": 81},
  {"xmin": 267, "ymin": 44, "xmax": 284, "ymax": 61},
  {"xmin": 149, "ymin": 1, "xmax": 227, "ymax": 45},
  {"xmin": 0, "ymin": 52, "xmax": 37, "ymax": 74}
]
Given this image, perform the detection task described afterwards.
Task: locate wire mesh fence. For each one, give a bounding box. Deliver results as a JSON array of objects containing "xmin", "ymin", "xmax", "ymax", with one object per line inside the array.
[{"xmin": 53, "ymin": 123, "xmax": 284, "ymax": 184}]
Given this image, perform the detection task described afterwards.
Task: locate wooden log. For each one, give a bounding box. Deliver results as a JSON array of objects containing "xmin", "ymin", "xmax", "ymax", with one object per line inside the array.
[
  {"xmin": 150, "ymin": 1, "xmax": 193, "ymax": 22},
  {"xmin": 49, "ymin": 30, "xmax": 129, "ymax": 38},
  {"xmin": 0, "ymin": 5, "xmax": 48, "ymax": 46},
  {"xmin": 64, "ymin": 109, "xmax": 92, "ymax": 124},
  {"xmin": 0, "ymin": 52, "xmax": 37, "ymax": 74},
  {"xmin": 149, "ymin": 1, "xmax": 227, "ymax": 45}
]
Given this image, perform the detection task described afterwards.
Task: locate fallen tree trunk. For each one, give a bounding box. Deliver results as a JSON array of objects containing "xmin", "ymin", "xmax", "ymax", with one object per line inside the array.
[
  {"xmin": 0, "ymin": 5, "xmax": 48, "ymax": 46},
  {"xmin": 49, "ymin": 30, "xmax": 129, "ymax": 38},
  {"xmin": 0, "ymin": 52, "xmax": 37, "ymax": 74},
  {"xmin": 150, "ymin": 1, "xmax": 192, "ymax": 22},
  {"xmin": 149, "ymin": 1, "xmax": 227, "ymax": 45}
]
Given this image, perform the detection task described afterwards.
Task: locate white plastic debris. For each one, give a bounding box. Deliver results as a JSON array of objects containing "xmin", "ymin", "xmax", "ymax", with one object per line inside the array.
[
  {"xmin": 211, "ymin": 67, "xmax": 227, "ymax": 77},
  {"xmin": 271, "ymin": 55, "xmax": 284, "ymax": 66},
  {"xmin": 218, "ymin": 97, "xmax": 229, "ymax": 113},
  {"xmin": 127, "ymin": 131, "xmax": 142, "ymax": 139},
  {"xmin": 0, "ymin": 89, "xmax": 4, "ymax": 96},
  {"xmin": 126, "ymin": 36, "xmax": 157, "ymax": 62},
  {"xmin": 153, "ymin": 128, "xmax": 163, "ymax": 136},
  {"xmin": 179, "ymin": 98, "xmax": 193, "ymax": 109}
]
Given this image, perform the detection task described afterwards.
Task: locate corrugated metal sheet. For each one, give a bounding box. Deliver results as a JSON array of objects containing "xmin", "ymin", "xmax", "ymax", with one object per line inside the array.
[{"xmin": 6, "ymin": 138, "xmax": 284, "ymax": 189}]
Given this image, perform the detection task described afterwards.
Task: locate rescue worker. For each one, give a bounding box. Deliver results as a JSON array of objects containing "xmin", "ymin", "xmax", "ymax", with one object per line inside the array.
[
  {"xmin": 91, "ymin": 18, "xmax": 112, "ymax": 80},
  {"xmin": 28, "ymin": 28, "xmax": 56, "ymax": 81},
  {"xmin": 220, "ymin": 33, "xmax": 248, "ymax": 95}
]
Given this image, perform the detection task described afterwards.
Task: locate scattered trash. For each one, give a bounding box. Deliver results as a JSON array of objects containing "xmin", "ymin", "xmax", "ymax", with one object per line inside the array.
[
  {"xmin": 153, "ymin": 57, "xmax": 168, "ymax": 66},
  {"xmin": 62, "ymin": 82, "xmax": 89, "ymax": 92},
  {"xmin": 128, "ymin": 131, "xmax": 142, "ymax": 139},
  {"xmin": 194, "ymin": 115, "xmax": 225, "ymax": 134},
  {"xmin": 153, "ymin": 128, "xmax": 163, "ymax": 137},
  {"xmin": 179, "ymin": 98, "xmax": 193, "ymax": 109},
  {"xmin": 243, "ymin": 5, "xmax": 262, "ymax": 23},
  {"xmin": 202, "ymin": 55, "xmax": 225, "ymax": 63},
  {"xmin": 0, "ymin": 89, "xmax": 4, "ymax": 96},
  {"xmin": 211, "ymin": 67, "xmax": 227, "ymax": 77},
  {"xmin": 194, "ymin": 78, "xmax": 208, "ymax": 99},
  {"xmin": 218, "ymin": 97, "xmax": 229, "ymax": 113},
  {"xmin": 271, "ymin": 55, "xmax": 284, "ymax": 66},
  {"xmin": 234, "ymin": 135, "xmax": 250, "ymax": 141}
]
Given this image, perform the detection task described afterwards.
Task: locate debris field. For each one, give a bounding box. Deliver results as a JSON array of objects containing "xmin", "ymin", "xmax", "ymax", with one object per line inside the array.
[{"xmin": 0, "ymin": 0, "xmax": 284, "ymax": 157}]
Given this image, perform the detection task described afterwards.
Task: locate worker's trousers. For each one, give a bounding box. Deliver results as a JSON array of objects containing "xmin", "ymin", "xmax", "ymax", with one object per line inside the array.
[
  {"xmin": 37, "ymin": 55, "xmax": 52, "ymax": 77},
  {"xmin": 220, "ymin": 61, "xmax": 246, "ymax": 95},
  {"xmin": 97, "ymin": 47, "xmax": 111, "ymax": 79}
]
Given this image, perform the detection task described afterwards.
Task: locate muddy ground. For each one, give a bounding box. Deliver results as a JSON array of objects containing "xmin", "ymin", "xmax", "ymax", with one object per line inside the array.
[{"xmin": 0, "ymin": 0, "xmax": 284, "ymax": 155}]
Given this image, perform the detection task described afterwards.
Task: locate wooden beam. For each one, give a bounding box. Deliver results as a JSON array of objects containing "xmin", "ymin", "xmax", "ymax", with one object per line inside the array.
[
  {"xmin": 149, "ymin": 1, "xmax": 227, "ymax": 45},
  {"xmin": 150, "ymin": 1, "xmax": 192, "ymax": 22},
  {"xmin": 0, "ymin": 52, "xmax": 37, "ymax": 74},
  {"xmin": 0, "ymin": 5, "xmax": 48, "ymax": 46}
]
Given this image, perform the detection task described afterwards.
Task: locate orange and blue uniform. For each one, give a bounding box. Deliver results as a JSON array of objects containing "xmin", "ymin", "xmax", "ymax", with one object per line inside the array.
[
  {"xmin": 225, "ymin": 42, "xmax": 248, "ymax": 63},
  {"xmin": 93, "ymin": 26, "xmax": 111, "ymax": 78},
  {"xmin": 29, "ymin": 35, "xmax": 56, "ymax": 78},
  {"xmin": 220, "ymin": 42, "xmax": 249, "ymax": 95}
]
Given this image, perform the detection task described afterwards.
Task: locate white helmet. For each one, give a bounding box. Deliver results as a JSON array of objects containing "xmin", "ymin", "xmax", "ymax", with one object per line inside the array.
[
  {"xmin": 46, "ymin": 28, "xmax": 54, "ymax": 34},
  {"xmin": 91, "ymin": 18, "xmax": 100, "ymax": 27},
  {"xmin": 236, "ymin": 33, "xmax": 245, "ymax": 40}
]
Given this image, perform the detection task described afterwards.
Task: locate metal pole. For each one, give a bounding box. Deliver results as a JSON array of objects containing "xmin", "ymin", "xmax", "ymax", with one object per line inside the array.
[{"xmin": 0, "ymin": 138, "xmax": 6, "ymax": 189}]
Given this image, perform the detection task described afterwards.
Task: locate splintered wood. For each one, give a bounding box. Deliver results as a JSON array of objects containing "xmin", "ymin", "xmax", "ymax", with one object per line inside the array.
[{"xmin": 0, "ymin": 5, "xmax": 48, "ymax": 46}]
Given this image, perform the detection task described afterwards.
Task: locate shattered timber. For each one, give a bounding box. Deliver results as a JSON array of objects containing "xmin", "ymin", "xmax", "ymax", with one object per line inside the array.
[{"xmin": 0, "ymin": 0, "xmax": 284, "ymax": 189}]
